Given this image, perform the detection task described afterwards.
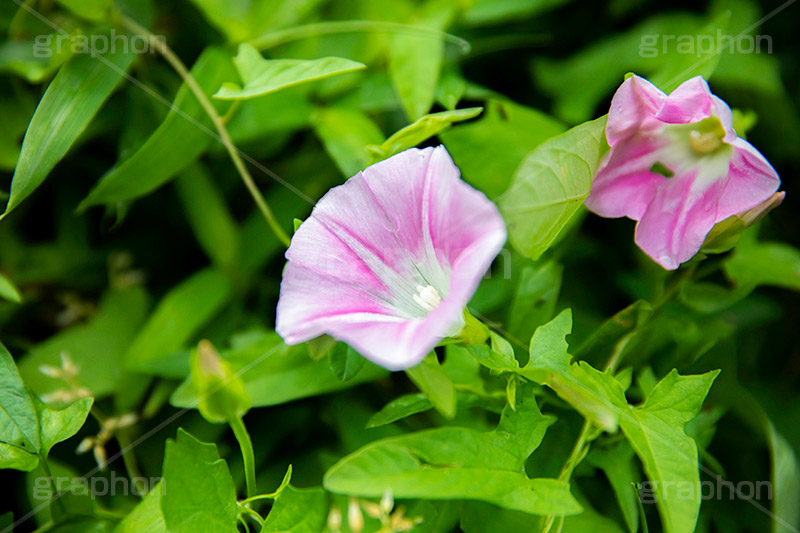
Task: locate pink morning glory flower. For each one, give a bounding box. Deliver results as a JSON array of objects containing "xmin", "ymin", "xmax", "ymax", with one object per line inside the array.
[
  {"xmin": 585, "ymin": 75, "xmax": 781, "ymax": 270},
  {"xmin": 276, "ymin": 146, "xmax": 507, "ymax": 370}
]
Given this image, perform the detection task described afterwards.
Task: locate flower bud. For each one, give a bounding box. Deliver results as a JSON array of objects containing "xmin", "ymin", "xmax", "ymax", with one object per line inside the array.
[
  {"xmin": 348, "ymin": 497, "xmax": 364, "ymax": 533},
  {"xmin": 380, "ymin": 489, "xmax": 394, "ymax": 515},
  {"xmin": 701, "ymin": 191, "xmax": 785, "ymax": 254},
  {"xmin": 327, "ymin": 506, "xmax": 342, "ymax": 532},
  {"xmin": 190, "ymin": 340, "xmax": 251, "ymax": 424}
]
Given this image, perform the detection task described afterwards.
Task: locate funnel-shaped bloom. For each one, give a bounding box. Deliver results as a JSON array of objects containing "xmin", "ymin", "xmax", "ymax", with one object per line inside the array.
[
  {"xmin": 276, "ymin": 146, "xmax": 507, "ymax": 370},
  {"xmin": 585, "ymin": 75, "xmax": 780, "ymax": 269}
]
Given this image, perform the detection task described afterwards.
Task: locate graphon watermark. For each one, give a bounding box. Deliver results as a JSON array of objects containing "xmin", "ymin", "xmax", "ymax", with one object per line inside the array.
[
  {"xmin": 33, "ymin": 29, "xmax": 165, "ymax": 58},
  {"xmin": 639, "ymin": 30, "xmax": 772, "ymax": 58},
  {"xmin": 638, "ymin": 478, "xmax": 772, "ymax": 504},
  {"xmin": 32, "ymin": 473, "xmax": 163, "ymax": 501}
]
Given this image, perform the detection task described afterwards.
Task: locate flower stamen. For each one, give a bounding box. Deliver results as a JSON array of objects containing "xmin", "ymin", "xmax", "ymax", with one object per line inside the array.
[
  {"xmin": 413, "ymin": 285, "xmax": 441, "ymax": 312},
  {"xmin": 689, "ymin": 129, "xmax": 723, "ymax": 154}
]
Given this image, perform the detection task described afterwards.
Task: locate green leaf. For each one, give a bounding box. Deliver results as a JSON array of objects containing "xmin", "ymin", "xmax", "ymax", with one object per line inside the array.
[
  {"xmin": 114, "ymin": 482, "xmax": 166, "ymax": 533},
  {"xmin": 2, "ymin": 36, "xmax": 134, "ymax": 218},
  {"xmin": 312, "ymin": 107, "xmax": 385, "ymax": 177},
  {"xmin": 0, "ymin": 85, "xmax": 34, "ymax": 171},
  {"xmin": 186, "ymin": 0, "xmax": 320, "ymax": 43},
  {"xmin": 388, "ymin": 2, "xmax": 455, "ymax": 120},
  {"xmin": 533, "ymin": 12, "xmax": 728, "ymax": 123},
  {"xmin": 648, "ymin": 11, "xmax": 730, "ymax": 93},
  {"xmin": 366, "ymin": 393, "xmax": 433, "ymax": 428},
  {"xmin": 24, "ymin": 459, "xmax": 83, "ymax": 526},
  {"xmin": 520, "ymin": 310, "xmax": 627, "ymax": 432},
  {"xmin": 518, "ymin": 311, "xmax": 719, "ymax": 532},
  {"xmin": 174, "ymin": 164, "xmax": 240, "ymax": 269},
  {"xmin": 0, "ymin": 342, "xmax": 93, "ymax": 472},
  {"xmin": 78, "ymin": 47, "xmax": 236, "ymax": 209},
  {"xmin": 499, "ymin": 116, "xmax": 608, "ymax": 260},
  {"xmin": 462, "ymin": 0, "xmax": 570, "ymax": 26},
  {"xmin": 0, "ymin": 271, "xmax": 22, "ymax": 303},
  {"xmin": 574, "ymin": 300, "xmax": 652, "ymax": 360},
  {"xmin": 768, "ymin": 423, "xmax": 800, "ymax": 533},
  {"xmin": 366, "ymin": 107, "xmax": 483, "ymax": 160},
  {"xmin": 0, "ymin": 512, "xmax": 12, "ymax": 531},
  {"xmin": 724, "ymin": 239, "xmax": 800, "ymax": 292},
  {"xmin": 679, "ymin": 281, "xmax": 753, "ymax": 314},
  {"xmin": 619, "ymin": 369, "xmax": 719, "ymax": 533},
  {"xmin": 324, "ymin": 385, "xmax": 581, "ymax": 516},
  {"xmin": 124, "ymin": 269, "xmax": 233, "ymax": 376},
  {"xmin": 405, "ymin": 353, "xmax": 457, "ymax": 419},
  {"xmin": 171, "ymin": 332, "xmax": 388, "ymax": 408},
  {"xmin": 55, "ymin": 0, "xmax": 111, "ymax": 21},
  {"xmin": 435, "ymin": 67, "xmax": 467, "ymax": 110},
  {"xmin": 19, "ymin": 287, "xmax": 150, "ymax": 402},
  {"xmin": 328, "ymin": 343, "xmax": 367, "ymax": 382},
  {"xmin": 467, "ymin": 344, "xmax": 519, "ymax": 373},
  {"xmin": 507, "ymin": 261, "xmax": 563, "ymax": 346},
  {"xmin": 261, "ymin": 485, "xmax": 328, "ymax": 533},
  {"xmin": 44, "ymin": 517, "xmax": 115, "ymax": 533},
  {"xmin": 366, "ymin": 391, "xmax": 493, "ymax": 429},
  {"xmin": 440, "ymin": 98, "xmax": 565, "ymax": 198},
  {"xmin": 226, "ymin": 87, "xmax": 314, "ymax": 144},
  {"xmin": 587, "ymin": 441, "xmax": 639, "ymax": 533},
  {"xmin": 214, "ymin": 43, "xmax": 365, "ymax": 100},
  {"xmin": 161, "ymin": 429, "xmax": 238, "ymax": 533}
]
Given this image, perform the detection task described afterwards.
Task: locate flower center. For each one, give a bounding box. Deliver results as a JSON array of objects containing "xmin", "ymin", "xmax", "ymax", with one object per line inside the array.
[
  {"xmin": 413, "ymin": 285, "xmax": 442, "ymax": 313},
  {"xmin": 689, "ymin": 130, "xmax": 722, "ymax": 154},
  {"xmin": 687, "ymin": 116, "xmax": 726, "ymax": 155}
]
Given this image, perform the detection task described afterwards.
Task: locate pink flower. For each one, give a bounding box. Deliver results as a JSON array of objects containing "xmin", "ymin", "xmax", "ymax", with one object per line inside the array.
[
  {"xmin": 585, "ymin": 75, "xmax": 780, "ymax": 270},
  {"xmin": 276, "ymin": 146, "xmax": 507, "ymax": 370}
]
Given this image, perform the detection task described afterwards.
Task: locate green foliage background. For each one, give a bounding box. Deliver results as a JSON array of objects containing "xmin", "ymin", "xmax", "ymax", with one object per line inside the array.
[{"xmin": 1, "ymin": 0, "xmax": 799, "ymax": 532}]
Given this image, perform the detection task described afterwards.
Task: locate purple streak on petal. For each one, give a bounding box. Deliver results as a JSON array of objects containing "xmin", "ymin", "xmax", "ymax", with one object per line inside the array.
[
  {"xmin": 606, "ymin": 75, "xmax": 666, "ymax": 145},
  {"xmin": 359, "ymin": 146, "xmax": 448, "ymax": 292},
  {"xmin": 276, "ymin": 262, "xmax": 402, "ymax": 344},
  {"xmin": 425, "ymin": 147, "xmax": 507, "ymax": 272},
  {"xmin": 286, "ymin": 217, "xmax": 393, "ymax": 298},
  {"xmin": 716, "ymin": 138, "xmax": 781, "ymax": 220}
]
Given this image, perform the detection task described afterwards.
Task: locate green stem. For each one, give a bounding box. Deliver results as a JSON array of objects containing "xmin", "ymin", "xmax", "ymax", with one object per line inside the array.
[
  {"xmin": 540, "ymin": 420, "xmax": 594, "ymax": 533},
  {"xmin": 541, "ymin": 334, "xmax": 632, "ymax": 533},
  {"xmin": 119, "ymin": 15, "xmax": 291, "ymax": 248},
  {"xmin": 654, "ymin": 262, "xmax": 699, "ymax": 308},
  {"xmin": 250, "ymin": 20, "xmax": 471, "ymax": 53},
  {"xmin": 238, "ymin": 493, "xmax": 278, "ymax": 505},
  {"xmin": 39, "ymin": 457, "xmax": 66, "ymax": 517},
  {"xmin": 230, "ymin": 416, "xmax": 257, "ymax": 499},
  {"xmin": 116, "ymin": 428, "xmax": 146, "ymax": 495},
  {"xmin": 239, "ymin": 506, "xmax": 265, "ymax": 527}
]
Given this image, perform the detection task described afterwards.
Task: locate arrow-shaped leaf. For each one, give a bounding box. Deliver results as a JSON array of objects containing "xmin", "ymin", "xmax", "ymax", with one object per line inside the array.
[{"xmin": 0, "ymin": 342, "xmax": 93, "ymax": 472}]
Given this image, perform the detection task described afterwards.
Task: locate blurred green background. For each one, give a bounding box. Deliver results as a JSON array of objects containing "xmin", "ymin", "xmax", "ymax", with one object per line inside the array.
[{"xmin": 1, "ymin": 0, "xmax": 798, "ymax": 531}]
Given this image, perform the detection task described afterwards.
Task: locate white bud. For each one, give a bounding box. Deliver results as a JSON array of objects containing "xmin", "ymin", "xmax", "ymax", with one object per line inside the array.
[
  {"xmin": 94, "ymin": 445, "xmax": 108, "ymax": 471},
  {"xmin": 38, "ymin": 365, "xmax": 63, "ymax": 379},
  {"xmin": 76, "ymin": 437, "xmax": 94, "ymax": 454},
  {"xmin": 362, "ymin": 502, "xmax": 382, "ymax": 519},
  {"xmin": 327, "ymin": 506, "xmax": 342, "ymax": 532},
  {"xmin": 40, "ymin": 389, "xmax": 72, "ymax": 404},
  {"xmin": 114, "ymin": 413, "xmax": 138, "ymax": 429},
  {"xmin": 60, "ymin": 352, "xmax": 79, "ymax": 376},
  {"xmin": 348, "ymin": 497, "xmax": 364, "ymax": 533},
  {"xmin": 380, "ymin": 488, "xmax": 394, "ymax": 514}
]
